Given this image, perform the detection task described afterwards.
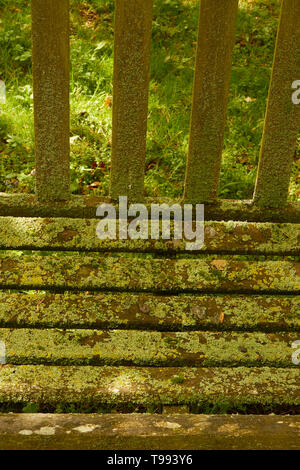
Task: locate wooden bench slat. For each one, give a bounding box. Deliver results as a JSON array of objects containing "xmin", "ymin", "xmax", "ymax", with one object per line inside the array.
[
  {"xmin": 0, "ymin": 365, "xmax": 299, "ymax": 407},
  {"xmin": 0, "ymin": 292, "xmax": 298, "ymax": 332},
  {"xmin": 0, "ymin": 195, "xmax": 300, "ymax": 222},
  {"xmin": 0, "ymin": 291, "xmax": 300, "ymax": 331},
  {"xmin": 0, "ymin": 328, "xmax": 298, "ymax": 367},
  {"xmin": 0, "ymin": 414, "xmax": 299, "ymax": 450},
  {"xmin": 0, "ymin": 254, "xmax": 299, "ymax": 293},
  {"xmin": 0, "ymin": 217, "xmax": 299, "ymax": 254},
  {"xmin": 184, "ymin": 0, "xmax": 238, "ymax": 203},
  {"xmin": 110, "ymin": 0, "xmax": 153, "ymax": 201},
  {"xmin": 253, "ymin": 0, "xmax": 300, "ymax": 208},
  {"xmin": 31, "ymin": 0, "xmax": 70, "ymax": 202}
]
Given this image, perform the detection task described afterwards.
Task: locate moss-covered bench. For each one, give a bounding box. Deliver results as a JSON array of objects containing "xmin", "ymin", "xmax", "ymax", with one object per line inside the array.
[
  {"xmin": 0, "ymin": 216, "xmax": 299, "ymax": 450},
  {"xmin": 0, "ymin": 0, "xmax": 299, "ymax": 450}
]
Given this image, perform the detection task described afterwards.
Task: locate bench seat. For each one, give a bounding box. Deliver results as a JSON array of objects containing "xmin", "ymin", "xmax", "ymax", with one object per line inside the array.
[{"xmin": 0, "ymin": 218, "xmax": 299, "ymax": 449}]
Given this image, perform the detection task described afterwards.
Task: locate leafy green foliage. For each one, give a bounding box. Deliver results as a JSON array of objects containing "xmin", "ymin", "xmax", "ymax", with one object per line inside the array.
[{"xmin": 22, "ymin": 402, "xmax": 40, "ymax": 413}]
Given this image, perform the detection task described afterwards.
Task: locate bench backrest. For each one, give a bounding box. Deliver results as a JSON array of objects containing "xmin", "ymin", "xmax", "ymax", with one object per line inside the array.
[{"xmin": 0, "ymin": 0, "xmax": 299, "ymax": 221}]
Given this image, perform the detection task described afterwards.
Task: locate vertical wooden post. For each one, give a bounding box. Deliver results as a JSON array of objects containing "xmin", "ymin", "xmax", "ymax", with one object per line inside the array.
[
  {"xmin": 253, "ymin": 0, "xmax": 300, "ymax": 208},
  {"xmin": 110, "ymin": 0, "xmax": 153, "ymax": 202},
  {"xmin": 31, "ymin": 0, "xmax": 70, "ymax": 202},
  {"xmin": 184, "ymin": 0, "xmax": 238, "ymax": 204}
]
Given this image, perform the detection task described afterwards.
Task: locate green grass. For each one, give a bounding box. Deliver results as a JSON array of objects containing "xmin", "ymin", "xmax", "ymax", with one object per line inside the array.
[{"xmin": 0, "ymin": 0, "xmax": 299, "ymax": 201}]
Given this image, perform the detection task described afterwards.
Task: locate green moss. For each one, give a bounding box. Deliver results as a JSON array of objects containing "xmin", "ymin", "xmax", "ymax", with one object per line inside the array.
[
  {"xmin": 171, "ymin": 375, "xmax": 185, "ymax": 385},
  {"xmin": 253, "ymin": 0, "xmax": 300, "ymax": 208},
  {"xmin": 22, "ymin": 403, "xmax": 40, "ymax": 413},
  {"xmin": 0, "ymin": 365, "xmax": 299, "ymax": 409},
  {"xmin": 0, "ymin": 328, "xmax": 298, "ymax": 368}
]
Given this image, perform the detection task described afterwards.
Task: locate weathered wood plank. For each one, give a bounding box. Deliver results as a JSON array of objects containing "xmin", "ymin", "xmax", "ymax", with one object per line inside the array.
[
  {"xmin": 0, "ymin": 292, "xmax": 298, "ymax": 332},
  {"xmin": 0, "ymin": 328, "xmax": 298, "ymax": 367},
  {"xmin": 0, "ymin": 217, "xmax": 298, "ymax": 254},
  {"xmin": 110, "ymin": 0, "xmax": 153, "ymax": 201},
  {"xmin": 0, "ymin": 366, "xmax": 298, "ymax": 408},
  {"xmin": 0, "ymin": 194, "xmax": 299, "ymax": 222},
  {"xmin": 31, "ymin": 0, "xmax": 70, "ymax": 202},
  {"xmin": 0, "ymin": 254, "xmax": 299, "ymax": 293},
  {"xmin": 184, "ymin": 0, "xmax": 238, "ymax": 203},
  {"xmin": 0, "ymin": 414, "xmax": 299, "ymax": 450},
  {"xmin": 253, "ymin": 0, "xmax": 300, "ymax": 208}
]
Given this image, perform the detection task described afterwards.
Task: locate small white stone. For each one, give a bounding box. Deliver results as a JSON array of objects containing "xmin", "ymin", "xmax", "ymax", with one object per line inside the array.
[
  {"xmin": 73, "ymin": 424, "xmax": 98, "ymax": 433},
  {"xmin": 19, "ymin": 430, "xmax": 33, "ymax": 436},
  {"xmin": 34, "ymin": 426, "xmax": 56, "ymax": 436},
  {"xmin": 155, "ymin": 421, "xmax": 182, "ymax": 429}
]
